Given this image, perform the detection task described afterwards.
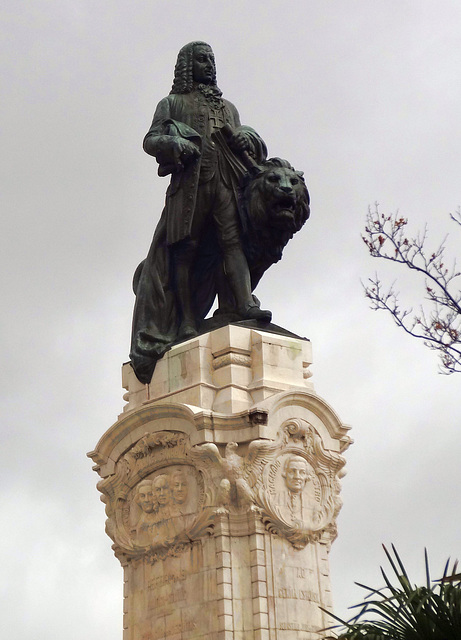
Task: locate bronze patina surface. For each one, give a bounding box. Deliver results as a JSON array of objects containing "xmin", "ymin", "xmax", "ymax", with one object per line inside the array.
[{"xmin": 130, "ymin": 42, "xmax": 309, "ymax": 383}]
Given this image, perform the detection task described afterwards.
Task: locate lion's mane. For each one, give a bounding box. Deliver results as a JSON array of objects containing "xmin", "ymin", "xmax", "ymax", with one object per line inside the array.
[{"xmin": 242, "ymin": 158, "xmax": 310, "ymax": 284}]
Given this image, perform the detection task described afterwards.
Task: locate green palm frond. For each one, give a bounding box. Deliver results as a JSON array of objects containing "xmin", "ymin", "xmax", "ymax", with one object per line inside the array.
[{"xmin": 321, "ymin": 545, "xmax": 461, "ymax": 640}]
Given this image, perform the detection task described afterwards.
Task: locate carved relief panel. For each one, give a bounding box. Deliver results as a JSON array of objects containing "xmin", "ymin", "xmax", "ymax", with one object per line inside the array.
[
  {"xmin": 97, "ymin": 431, "xmax": 213, "ymax": 563},
  {"xmin": 97, "ymin": 418, "xmax": 345, "ymax": 563},
  {"xmin": 256, "ymin": 419, "xmax": 344, "ymax": 548},
  {"xmin": 187, "ymin": 418, "xmax": 345, "ymax": 550},
  {"xmin": 127, "ymin": 464, "xmax": 200, "ymax": 548}
]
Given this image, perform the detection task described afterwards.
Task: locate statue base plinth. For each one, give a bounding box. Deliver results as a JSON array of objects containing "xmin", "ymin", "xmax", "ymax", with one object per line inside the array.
[
  {"xmin": 89, "ymin": 325, "xmax": 351, "ymax": 639},
  {"xmin": 122, "ymin": 323, "xmax": 314, "ymax": 416}
]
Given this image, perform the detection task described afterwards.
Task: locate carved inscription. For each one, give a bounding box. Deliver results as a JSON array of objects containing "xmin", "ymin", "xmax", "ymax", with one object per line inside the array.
[
  {"xmin": 143, "ymin": 619, "xmax": 197, "ymax": 640},
  {"xmin": 279, "ymin": 622, "xmax": 312, "ymax": 631},
  {"xmin": 166, "ymin": 620, "xmax": 197, "ymax": 636},
  {"xmin": 273, "ymin": 558, "xmax": 324, "ymax": 636},
  {"xmin": 124, "ymin": 432, "xmax": 187, "ymax": 477},
  {"xmin": 146, "ymin": 569, "xmax": 190, "ymax": 612},
  {"xmin": 277, "ymin": 587, "xmax": 320, "ymax": 603},
  {"xmin": 136, "ymin": 555, "xmax": 218, "ymax": 640},
  {"xmin": 149, "ymin": 588, "xmax": 186, "ymax": 609},
  {"xmin": 147, "ymin": 570, "xmax": 188, "ymax": 590}
]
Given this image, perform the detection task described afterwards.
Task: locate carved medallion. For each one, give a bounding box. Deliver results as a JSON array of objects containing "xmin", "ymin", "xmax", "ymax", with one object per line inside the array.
[
  {"xmin": 97, "ymin": 431, "xmax": 213, "ymax": 562},
  {"xmin": 255, "ymin": 419, "xmax": 345, "ymax": 548}
]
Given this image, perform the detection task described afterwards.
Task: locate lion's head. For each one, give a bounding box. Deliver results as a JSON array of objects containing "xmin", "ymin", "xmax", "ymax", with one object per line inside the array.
[{"xmin": 242, "ymin": 158, "xmax": 310, "ymax": 278}]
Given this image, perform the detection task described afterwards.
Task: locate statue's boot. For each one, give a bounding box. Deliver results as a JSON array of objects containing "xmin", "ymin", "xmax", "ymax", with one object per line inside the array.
[
  {"xmin": 225, "ymin": 248, "xmax": 272, "ymax": 323},
  {"xmin": 240, "ymin": 302, "xmax": 272, "ymax": 323},
  {"xmin": 178, "ymin": 319, "xmax": 198, "ymax": 340}
]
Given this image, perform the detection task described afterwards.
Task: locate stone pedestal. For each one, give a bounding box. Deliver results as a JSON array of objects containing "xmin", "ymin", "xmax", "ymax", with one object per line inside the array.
[{"xmin": 88, "ymin": 325, "xmax": 351, "ymax": 640}]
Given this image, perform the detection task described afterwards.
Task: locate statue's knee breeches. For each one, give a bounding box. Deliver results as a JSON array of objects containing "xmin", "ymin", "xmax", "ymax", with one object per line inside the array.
[{"xmin": 211, "ymin": 196, "xmax": 242, "ymax": 253}]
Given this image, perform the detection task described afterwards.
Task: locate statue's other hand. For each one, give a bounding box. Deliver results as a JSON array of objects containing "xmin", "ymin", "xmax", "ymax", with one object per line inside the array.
[
  {"xmin": 172, "ymin": 139, "xmax": 200, "ymax": 169},
  {"xmin": 228, "ymin": 131, "xmax": 251, "ymax": 153},
  {"xmin": 154, "ymin": 137, "xmax": 200, "ymax": 177}
]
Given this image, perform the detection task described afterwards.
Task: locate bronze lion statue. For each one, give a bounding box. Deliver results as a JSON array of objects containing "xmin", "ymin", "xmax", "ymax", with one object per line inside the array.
[
  {"xmin": 130, "ymin": 156, "xmax": 309, "ymax": 382},
  {"xmin": 211, "ymin": 157, "xmax": 310, "ymax": 318},
  {"xmin": 242, "ymin": 157, "xmax": 310, "ymax": 290}
]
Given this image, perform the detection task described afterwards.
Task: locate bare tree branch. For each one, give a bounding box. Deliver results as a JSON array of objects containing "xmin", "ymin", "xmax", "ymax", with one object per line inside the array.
[
  {"xmin": 450, "ymin": 208, "xmax": 461, "ymax": 226},
  {"xmin": 362, "ymin": 205, "xmax": 461, "ymax": 374}
]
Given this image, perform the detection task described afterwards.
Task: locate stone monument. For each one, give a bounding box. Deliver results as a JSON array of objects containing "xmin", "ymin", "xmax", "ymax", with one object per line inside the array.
[{"xmin": 89, "ymin": 42, "xmax": 351, "ymax": 640}]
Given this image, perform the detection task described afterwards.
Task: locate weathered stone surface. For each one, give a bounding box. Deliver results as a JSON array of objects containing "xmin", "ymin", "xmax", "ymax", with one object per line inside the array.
[
  {"xmin": 121, "ymin": 325, "xmax": 313, "ymax": 416},
  {"xmin": 89, "ymin": 326, "xmax": 351, "ymax": 639}
]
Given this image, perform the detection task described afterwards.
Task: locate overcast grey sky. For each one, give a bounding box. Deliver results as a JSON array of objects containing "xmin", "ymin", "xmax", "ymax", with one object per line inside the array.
[{"xmin": 1, "ymin": 1, "xmax": 460, "ymax": 638}]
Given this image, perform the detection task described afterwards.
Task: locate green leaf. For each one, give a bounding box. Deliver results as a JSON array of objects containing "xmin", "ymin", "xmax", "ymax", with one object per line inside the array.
[{"xmin": 323, "ymin": 547, "xmax": 461, "ymax": 640}]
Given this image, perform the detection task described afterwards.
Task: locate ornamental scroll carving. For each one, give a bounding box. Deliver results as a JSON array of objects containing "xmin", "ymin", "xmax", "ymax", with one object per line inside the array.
[{"xmin": 97, "ymin": 420, "xmax": 345, "ymax": 561}]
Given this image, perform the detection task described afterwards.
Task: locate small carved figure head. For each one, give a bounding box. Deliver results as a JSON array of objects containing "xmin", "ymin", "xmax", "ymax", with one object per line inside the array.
[
  {"xmin": 171, "ymin": 41, "xmax": 216, "ymax": 94},
  {"xmin": 153, "ymin": 474, "xmax": 171, "ymax": 506},
  {"xmin": 282, "ymin": 455, "xmax": 310, "ymax": 494},
  {"xmin": 171, "ymin": 470, "xmax": 189, "ymax": 504},
  {"xmin": 135, "ymin": 479, "xmax": 156, "ymax": 513}
]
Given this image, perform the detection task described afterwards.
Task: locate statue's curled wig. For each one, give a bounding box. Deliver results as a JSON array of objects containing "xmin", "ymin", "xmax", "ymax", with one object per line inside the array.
[{"xmin": 170, "ymin": 41, "xmax": 216, "ymax": 94}]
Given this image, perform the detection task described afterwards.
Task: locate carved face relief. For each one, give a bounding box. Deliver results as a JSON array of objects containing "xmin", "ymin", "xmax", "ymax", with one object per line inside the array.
[
  {"xmin": 258, "ymin": 445, "xmax": 335, "ymax": 548},
  {"xmin": 136, "ymin": 480, "xmax": 156, "ymax": 513},
  {"xmin": 193, "ymin": 45, "xmax": 215, "ymax": 84},
  {"xmin": 171, "ymin": 471, "xmax": 188, "ymax": 504},
  {"xmin": 124, "ymin": 465, "xmax": 206, "ymax": 552},
  {"xmin": 273, "ymin": 455, "xmax": 319, "ymax": 524},
  {"xmin": 153, "ymin": 474, "xmax": 171, "ymax": 507},
  {"xmin": 283, "ymin": 455, "xmax": 310, "ymax": 493}
]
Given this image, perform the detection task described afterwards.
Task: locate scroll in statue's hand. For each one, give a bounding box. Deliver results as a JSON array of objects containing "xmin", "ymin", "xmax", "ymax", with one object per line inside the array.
[{"xmin": 228, "ymin": 130, "xmax": 251, "ymax": 154}]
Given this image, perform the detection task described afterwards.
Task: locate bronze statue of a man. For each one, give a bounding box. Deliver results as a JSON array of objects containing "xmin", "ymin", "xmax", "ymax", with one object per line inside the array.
[
  {"xmin": 130, "ymin": 42, "xmax": 270, "ymax": 381},
  {"xmin": 130, "ymin": 42, "xmax": 309, "ymax": 384}
]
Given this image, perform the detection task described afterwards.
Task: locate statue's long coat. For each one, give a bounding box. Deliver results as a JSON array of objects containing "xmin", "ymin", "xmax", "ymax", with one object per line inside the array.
[
  {"xmin": 143, "ymin": 91, "xmax": 263, "ymax": 244},
  {"xmin": 130, "ymin": 90, "xmax": 266, "ymax": 383}
]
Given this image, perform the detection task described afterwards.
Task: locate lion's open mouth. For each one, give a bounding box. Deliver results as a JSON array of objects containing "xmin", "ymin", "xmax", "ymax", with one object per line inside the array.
[
  {"xmin": 275, "ymin": 195, "xmax": 296, "ymax": 212},
  {"xmin": 272, "ymin": 196, "xmax": 297, "ymax": 230}
]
